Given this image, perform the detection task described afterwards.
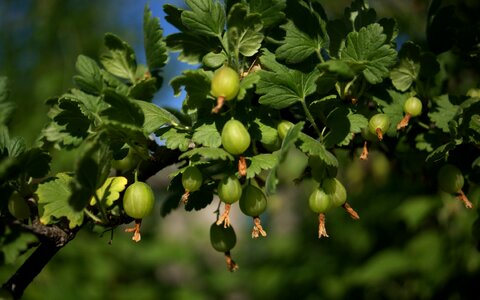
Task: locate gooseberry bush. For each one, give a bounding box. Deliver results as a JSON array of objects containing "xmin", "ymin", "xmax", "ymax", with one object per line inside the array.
[{"xmin": 1, "ymin": 0, "xmax": 480, "ymax": 298}]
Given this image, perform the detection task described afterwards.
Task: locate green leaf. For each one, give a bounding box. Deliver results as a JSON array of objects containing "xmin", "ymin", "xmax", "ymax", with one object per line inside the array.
[
  {"xmin": 192, "ymin": 122, "xmax": 221, "ymax": 148},
  {"xmin": 0, "ymin": 231, "xmax": 37, "ymax": 264},
  {"xmin": 227, "ymin": 4, "xmax": 264, "ymax": 57},
  {"xmin": 428, "ymin": 95, "xmax": 460, "ymax": 133},
  {"xmin": 181, "ymin": 0, "xmax": 225, "ymax": 37},
  {"xmin": 237, "ymin": 72, "xmax": 260, "ymax": 101},
  {"xmin": 264, "ymin": 122, "xmax": 304, "ymax": 195},
  {"xmin": 73, "ymin": 55, "xmax": 103, "ymax": 95},
  {"xmin": 425, "ymin": 142, "xmax": 456, "ymax": 163},
  {"xmin": 318, "ymin": 60, "xmax": 355, "ymax": 79},
  {"xmin": 257, "ymin": 50, "xmax": 320, "ymax": 109},
  {"xmin": 100, "ymin": 33, "xmax": 137, "ymax": 82},
  {"xmin": 170, "ymin": 69, "xmax": 213, "ymax": 113},
  {"xmin": 166, "ymin": 33, "xmax": 219, "ymax": 64},
  {"xmin": 0, "ymin": 125, "xmax": 9, "ymax": 153},
  {"xmin": 37, "ymin": 173, "xmax": 84, "ymax": 229},
  {"xmin": 101, "ymin": 89, "xmax": 144, "ymax": 129},
  {"xmin": 372, "ymin": 89, "xmax": 409, "ymax": 136},
  {"xmin": 253, "ymin": 118, "xmax": 279, "ymax": 146},
  {"xmin": 69, "ymin": 139, "xmax": 112, "ymax": 215},
  {"xmin": 160, "ymin": 127, "xmax": 192, "ymax": 151},
  {"xmin": 324, "ymin": 106, "xmax": 350, "ymax": 148},
  {"xmin": 389, "ymin": 42, "xmax": 421, "ymax": 92},
  {"xmin": 0, "ymin": 77, "xmax": 15, "ymax": 125},
  {"xmin": 265, "ymin": 166, "xmax": 279, "ymax": 196},
  {"xmin": 276, "ymin": 21, "xmax": 324, "ymax": 64},
  {"xmin": 184, "ymin": 181, "xmax": 215, "ymax": 211},
  {"xmin": 280, "ymin": 121, "xmax": 304, "ymax": 158},
  {"xmin": 133, "ymin": 100, "xmax": 180, "ymax": 133},
  {"xmin": 202, "ymin": 51, "xmax": 227, "ymax": 68},
  {"xmin": 345, "ymin": 0, "xmax": 377, "ymax": 31},
  {"xmin": 246, "ymin": 153, "xmax": 279, "ymax": 179},
  {"xmin": 248, "ymin": 0, "xmax": 286, "ymax": 28},
  {"xmin": 340, "ymin": 23, "xmax": 397, "ymax": 84},
  {"xmin": 128, "ymin": 78, "xmax": 158, "ymax": 101},
  {"xmin": 41, "ymin": 121, "xmax": 84, "ymax": 149},
  {"xmin": 326, "ymin": 19, "xmax": 348, "ymax": 58},
  {"xmin": 60, "ymin": 89, "xmax": 107, "ymax": 122},
  {"xmin": 298, "ymin": 133, "xmax": 338, "ymax": 167},
  {"xmin": 323, "ymin": 107, "xmax": 368, "ymax": 148},
  {"xmin": 17, "ymin": 148, "xmax": 52, "ymax": 179},
  {"xmin": 415, "ymin": 133, "xmax": 434, "ymax": 152},
  {"xmin": 54, "ymin": 101, "xmax": 91, "ymax": 140},
  {"xmin": 7, "ymin": 137, "xmax": 26, "ymax": 158},
  {"xmin": 90, "ymin": 176, "xmax": 128, "ymax": 207},
  {"xmin": 179, "ymin": 147, "xmax": 234, "ymax": 161},
  {"xmin": 258, "ymin": 48, "xmax": 289, "ymax": 74},
  {"xmin": 143, "ymin": 5, "xmax": 168, "ymax": 74},
  {"xmin": 101, "ymin": 69, "xmax": 129, "ymax": 95}
]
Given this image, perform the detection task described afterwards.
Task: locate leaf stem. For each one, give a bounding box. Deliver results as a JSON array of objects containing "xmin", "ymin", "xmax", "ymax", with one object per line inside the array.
[
  {"xmin": 300, "ymin": 99, "xmax": 323, "ymax": 138},
  {"xmin": 84, "ymin": 208, "xmax": 104, "ymax": 224}
]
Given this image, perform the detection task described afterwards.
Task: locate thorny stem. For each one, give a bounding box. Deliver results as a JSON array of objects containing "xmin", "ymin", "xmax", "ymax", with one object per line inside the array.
[
  {"xmin": 457, "ymin": 190, "xmax": 473, "ymax": 209},
  {"xmin": 238, "ymin": 156, "xmax": 247, "ymax": 177},
  {"xmin": 342, "ymin": 202, "xmax": 360, "ymax": 220},
  {"xmin": 360, "ymin": 141, "xmax": 369, "ymax": 160},
  {"xmin": 318, "ymin": 213, "xmax": 329, "ymax": 238},
  {"xmin": 216, "ymin": 203, "xmax": 232, "ymax": 228},
  {"xmin": 251, "ymin": 216, "xmax": 267, "ymax": 238},
  {"xmin": 125, "ymin": 219, "xmax": 142, "ymax": 242},
  {"xmin": 224, "ymin": 251, "xmax": 239, "ymax": 272},
  {"xmin": 211, "ymin": 96, "xmax": 225, "ymax": 114},
  {"xmin": 396, "ymin": 113, "xmax": 412, "ymax": 130}
]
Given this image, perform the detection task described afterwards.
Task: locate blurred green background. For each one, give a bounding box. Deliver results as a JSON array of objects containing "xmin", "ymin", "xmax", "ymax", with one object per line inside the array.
[{"xmin": 1, "ymin": 0, "xmax": 479, "ymax": 299}]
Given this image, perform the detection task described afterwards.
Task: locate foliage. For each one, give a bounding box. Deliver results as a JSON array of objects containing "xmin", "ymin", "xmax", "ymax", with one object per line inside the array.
[{"xmin": 1, "ymin": 0, "xmax": 480, "ymax": 299}]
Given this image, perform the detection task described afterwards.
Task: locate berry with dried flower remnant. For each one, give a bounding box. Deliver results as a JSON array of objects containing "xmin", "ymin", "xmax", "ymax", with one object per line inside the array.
[
  {"xmin": 397, "ymin": 96, "xmax": 423, "ymax": 129},
  {"xmin": 211, "ymin": 66, "xmax": 240, "ymax": 113},
  {"xmin": 181, "ymin": 166, "xmax": 203, "ymax": 204},
  {"xmin": 216, "ymin": 175, "xmax": 243, "ymax": 227},
  {"xmin": 368, "ymin": 113, "xmax": 390, "ymax": 141},
  {"xmin": 123, "ymin": 181, "xmax": 155, "ymax": 242},
  {"xmin": 322, "ymin": 178, "xmax": 360, "ymax": 220},
  {"xmin": 240, "ymin": 184, "xmax": 268, "ymax": 238},
  {"xmin": 438, "ymin": 164, "xmax": 473, "ymax": 208},
  {"xmin": 210, "ymin": 222, "xmax": 238, "ymax": 272},
  {"xmin": 309, "ymin": 187, "xmax": 332, "ymax": 238}
]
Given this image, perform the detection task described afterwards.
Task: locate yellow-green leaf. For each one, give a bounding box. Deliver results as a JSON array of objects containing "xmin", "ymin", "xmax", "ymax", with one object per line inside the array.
[{"xmin": 90, "ymin": 176, "xmax": 128, "ymax": 207}]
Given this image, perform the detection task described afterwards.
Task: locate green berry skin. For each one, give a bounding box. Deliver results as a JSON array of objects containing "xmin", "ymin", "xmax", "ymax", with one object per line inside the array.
[
  {"xmin": 210, "ymin": 222, "xmax": 237, "ymax": 252},
  {"xmin": 239, "ymin": 184, "xmax": 267, "ymax": 217},
  {"xmin": 123, "ymin": 182, "xmax": 155, "ymax": 219},
  {"xmin": 368, "ymin": 114, "xmax": 391, "ymax": 136},
  {"xmin": 221, "ymin": 119, "xmax": 251, "ymax": 155},
  {"xmin": 438, "ymin": 164, "xmax": 464, "ymax": 194},
  {"xmin": 182, "ymin": 166, "xmax": 203, "ymax": 192},
  {"xmin": 218, "ymin": 175, "xmax": 242, "ymax": 204},
  {"xmin": 308, "ymin": 188, "xmax": 332, "ymax": 214},
  {"xmin": 277, "ymin": 120, "xmax": 294, "ymax": 140},
  {"xmin": 8, "ymin": 192, "xmax": 30, "ymax": 220},
  {"xmin": 210, "ymin": 66, "xmax": 240, "ymax": 101},
  {"xmin": 404, "ymin": 97, "xmax": 422, "ymax": 117},
  {"xmin": 322, "ymin": 178, "xmax": 347, "ymax": 207}
]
